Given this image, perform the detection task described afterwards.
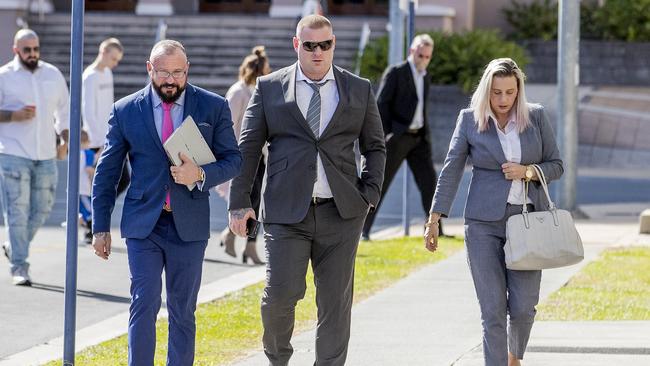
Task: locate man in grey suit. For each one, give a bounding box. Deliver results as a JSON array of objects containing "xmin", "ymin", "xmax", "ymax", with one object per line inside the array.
[{"xmin": 229, "ymin": 15, "xmax": 386, "ymax": 366}]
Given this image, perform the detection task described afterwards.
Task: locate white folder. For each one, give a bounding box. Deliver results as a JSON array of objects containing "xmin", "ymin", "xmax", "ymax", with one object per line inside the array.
[{"xmin": 163, "ymin": 115, "xmax": 216, "ymax": 191}]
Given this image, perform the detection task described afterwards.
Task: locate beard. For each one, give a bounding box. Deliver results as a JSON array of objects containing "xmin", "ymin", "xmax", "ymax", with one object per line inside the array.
[
  {"xmin": 153, "ymin": 82, "xmax": 185, "ymax": 104},
  {"xmin": 19, "ymin": 55, "xmax": 39, "ymax": 71}
]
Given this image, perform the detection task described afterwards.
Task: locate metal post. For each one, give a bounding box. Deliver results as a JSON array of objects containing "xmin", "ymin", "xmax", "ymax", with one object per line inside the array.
[
  {"xmin": 401, "ymin": 0, "xmax": 415, "ymax": 236},
  {"xmin": 63, "ymin": 0, "xmax": 84, "ymax": 363},
  {"xmin": 556, "ymin": 0, "xmax": 579, "ymax": 211},
  {"xmin": 388, "ymin": 0, "xmax": 403, "ymax": 66}
]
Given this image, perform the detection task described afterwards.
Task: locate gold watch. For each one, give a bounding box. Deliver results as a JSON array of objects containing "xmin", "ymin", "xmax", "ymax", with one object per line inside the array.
[
  {"xmin": 197, "ymin": 167, "xmax": 205, "ymax": 182},
  {"xmin": 524, "ymin": 165, "xmax": 534, "ymax": 182}
]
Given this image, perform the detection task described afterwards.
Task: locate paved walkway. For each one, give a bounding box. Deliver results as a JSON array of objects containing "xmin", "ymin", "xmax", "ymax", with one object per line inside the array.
[
  {"xmin": 2, "ymin": 208, "xmax": 649, "ymax": 365},
  {"xmin": 231, "ymin": 216, "xmax": 650, "ymax": 366}
]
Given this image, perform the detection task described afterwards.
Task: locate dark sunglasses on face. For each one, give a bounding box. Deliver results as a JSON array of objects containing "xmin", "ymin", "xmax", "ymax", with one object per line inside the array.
[{"xmin": 301, "ymin": 39, "xmax": 333, "ymax": 52}]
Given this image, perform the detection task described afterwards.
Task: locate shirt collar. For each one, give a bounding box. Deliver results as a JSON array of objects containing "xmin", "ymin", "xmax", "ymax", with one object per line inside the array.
[
  {"xmin": 493, "ymin": 114, "xmax": 517, "ymax": 134},
  {"xmin": 296, "ymin": 63, "xmax": 335, "ymax": 84},
  {"xmin": 407, "ymin": 57, "xmax": 426, "ymax": 78},
  {"xmin": 150, "ymin": 85, "xmax": 186, "ymax": 109}
]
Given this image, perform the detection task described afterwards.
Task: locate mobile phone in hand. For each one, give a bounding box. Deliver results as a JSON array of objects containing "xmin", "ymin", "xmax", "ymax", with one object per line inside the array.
[{"xmin": 246, "ymin": 217, "xmax": 260, "ymax": 239}]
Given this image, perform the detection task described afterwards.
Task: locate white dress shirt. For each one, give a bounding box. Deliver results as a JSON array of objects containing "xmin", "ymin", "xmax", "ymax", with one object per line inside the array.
[
  {"xmin": 0, "ymin": 56, "xmax": 70, "ymax": 160},
  {"xmin": 407, "ymin": 57, "xmax": 425, "ymax": 130},
  {"xmin": 494, "ymin": 119, "xmax": 532, "ymax": 205},
  {"xmin": 82, "ymin": 66, "xmax": 114, "ymax": 148},
  {"xmin": 295, "ymin": 65, "xmax": 339, "ymax": 198}
]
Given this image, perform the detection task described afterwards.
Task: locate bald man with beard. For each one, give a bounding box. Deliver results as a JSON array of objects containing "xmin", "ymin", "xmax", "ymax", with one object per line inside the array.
[{"xmin": 91, "ymin": 39, "xmax": 241, "ymax": 365}]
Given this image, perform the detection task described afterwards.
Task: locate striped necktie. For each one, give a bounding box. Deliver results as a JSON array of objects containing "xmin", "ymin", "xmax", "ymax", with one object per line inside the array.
[{"xmin": 305, "ymin": 80, "xmax": 327, "ymax": 138}]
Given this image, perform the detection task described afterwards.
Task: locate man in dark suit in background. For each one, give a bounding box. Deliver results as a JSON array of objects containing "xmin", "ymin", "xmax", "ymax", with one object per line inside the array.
[
  {"xmin": 362, "ymin": 33, "xmax": 445, "ymax": 240},
  {"xmin": 229, "ymin": 15, "xmax": 385, "ymax": 366},
  {"xmin": 91, "ymin": 40, "xmax": 241, "ymax": 365}
]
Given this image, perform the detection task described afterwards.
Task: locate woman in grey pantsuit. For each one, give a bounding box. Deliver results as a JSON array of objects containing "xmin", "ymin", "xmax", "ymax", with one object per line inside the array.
[{"xmin": 424, "ymin": 58, "xmax": 563, "ymax": 366}]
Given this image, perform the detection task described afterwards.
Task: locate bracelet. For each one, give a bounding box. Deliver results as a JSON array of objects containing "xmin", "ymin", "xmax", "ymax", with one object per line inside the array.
[{"xmin": 425, "ymin": 221, "xmax": 439, "ymax": 227}]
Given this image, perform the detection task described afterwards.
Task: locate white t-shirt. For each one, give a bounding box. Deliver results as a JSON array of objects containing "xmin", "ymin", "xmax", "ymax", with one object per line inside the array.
[
  {"xmin": 82, "ymin": 66, "xmax": 114, "ymax": 149},
  {"xmin": 0, "ymin": 57, "xmax": 70, "ymax": 160}
]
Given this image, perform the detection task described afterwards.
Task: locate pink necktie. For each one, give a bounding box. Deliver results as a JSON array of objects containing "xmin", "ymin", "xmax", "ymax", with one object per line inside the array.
[{"xmin": 162, "ymin": 102, "xmax": 174, "ymax": 209}]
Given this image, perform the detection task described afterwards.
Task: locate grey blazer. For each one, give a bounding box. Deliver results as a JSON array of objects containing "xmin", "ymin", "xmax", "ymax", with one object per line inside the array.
[
  {"xmin": 229, "ymin": 63, "xmax": 386, "ymax": 224},
  {"xmin": 430, "ymin": 105, "xmax": 563, "ymax": 221}
]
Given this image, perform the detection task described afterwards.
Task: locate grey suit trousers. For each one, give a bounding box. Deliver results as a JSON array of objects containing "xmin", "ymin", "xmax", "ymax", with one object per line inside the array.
[
  {"xmin": 261, "ymin": 200, "xmax": 366, "ymax": 366},
  {"xmin": 465, "ymin": 203, "xmax": 542, "ymax": 366}
]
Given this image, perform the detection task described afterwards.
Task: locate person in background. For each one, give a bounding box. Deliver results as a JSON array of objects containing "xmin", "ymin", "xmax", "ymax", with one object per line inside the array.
[
  {"xmin": 217, "ymin": 45, "xmax": 271, "ymax": 264},
  {"xmin": 362, "ymin": 33, "xmax": 447, "ymax": 240},
  {"xmin": 81, "ymin": 38, "xmax": 125, "ymax": 242},
  {"xmin": 0, "ymin": 29, "xmax": 70, "ymax": 286},
  {"xmin": 78, "ymin": 130, "xmax": 94, "ymax": 245},
  {"xmin": 425, "ymin": 58, "xmax": 563, "ymax": 366}
]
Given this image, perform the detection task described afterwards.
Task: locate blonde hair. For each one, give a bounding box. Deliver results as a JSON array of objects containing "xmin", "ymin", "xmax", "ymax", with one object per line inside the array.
[
  {"xmin": 99, "ymin": 37, "xmax": 123, "ymax": 54},
  {"xmin": 239, "ymin": 46, "xmax": 270, "ymax": 86},
  {"xmin": 470, "ymin": 58, "xmax": 530, "ymax": 133},
  {"xmin": 296, "ymin": 14, "xmax": 332, "ymax": 37}
]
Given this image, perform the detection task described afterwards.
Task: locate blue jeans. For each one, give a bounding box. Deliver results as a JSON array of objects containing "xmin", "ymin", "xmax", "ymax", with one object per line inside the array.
[{"xmin": 0, "ymin": 154, "xmax": 57, "ymax": 273}]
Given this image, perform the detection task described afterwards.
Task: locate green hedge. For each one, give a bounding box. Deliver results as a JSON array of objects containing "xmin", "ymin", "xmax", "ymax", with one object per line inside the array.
[
  {"xmin": 504, "ymin": 0, "xmax": 650, "ymax": 41},
  {"xmin": 358, "ymin": 30, "xmax": 529, "ymax": 93}
]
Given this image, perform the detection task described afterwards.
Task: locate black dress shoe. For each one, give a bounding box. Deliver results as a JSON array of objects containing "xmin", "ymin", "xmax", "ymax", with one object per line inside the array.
[{"xmin": 361, "ymin": 233, "xmax": 370, "ymax": 241}]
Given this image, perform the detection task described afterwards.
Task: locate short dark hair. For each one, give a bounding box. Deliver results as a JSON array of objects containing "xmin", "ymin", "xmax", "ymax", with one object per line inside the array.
[{"xmin": 296, "ymin": 15, "xmax": 332, "ymax": 37}]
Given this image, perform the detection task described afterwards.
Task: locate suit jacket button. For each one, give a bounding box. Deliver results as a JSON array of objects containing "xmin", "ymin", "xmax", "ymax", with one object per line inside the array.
[{"xmin": 164, "ymin": 185, "xmax": 169, "ymax": 190}]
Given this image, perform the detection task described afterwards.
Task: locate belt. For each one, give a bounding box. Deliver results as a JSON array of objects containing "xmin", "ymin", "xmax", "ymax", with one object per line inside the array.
[
  {"xmin": 407, "ymin": 128, "xmax": 422, "ymax": 135},
  {"xmin": 311, "ymin": 197, "xmax": 334, "ymax": 205}
]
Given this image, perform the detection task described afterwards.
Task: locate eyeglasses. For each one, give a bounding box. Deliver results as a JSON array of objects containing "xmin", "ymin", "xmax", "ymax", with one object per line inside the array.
[
  {"xmin": 300, "ymin": 39, "xmax": 334, "ymax": 52},
  {"xmin": 22, "ymin": 46, "xmax": 39, "ymax": 53},
  {"xmin": 150, "ymin": 65, "xmax": 187, "ymax": 79}
]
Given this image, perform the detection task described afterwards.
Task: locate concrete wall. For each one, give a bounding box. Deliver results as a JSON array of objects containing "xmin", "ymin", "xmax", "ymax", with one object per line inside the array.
[
  {"xmin": 0, "ymin": 11, "xmax": 21, "ymax": 64},
  {"xmin": 523, "ymin": 40, "xmax": 650, "ymax": 85},
  {"xmin": 423, "ymin": 0, "xmax": 473, "ymax": 31},
  {"xmin": 472, "ymin": 0, "xmax": 538, "ymax": 33}
]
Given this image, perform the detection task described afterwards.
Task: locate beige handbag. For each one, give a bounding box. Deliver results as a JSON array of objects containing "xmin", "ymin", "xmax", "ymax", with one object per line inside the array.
[{"xmin": 504, "ymin": 164, "xmax": 584, "ymax": 270}]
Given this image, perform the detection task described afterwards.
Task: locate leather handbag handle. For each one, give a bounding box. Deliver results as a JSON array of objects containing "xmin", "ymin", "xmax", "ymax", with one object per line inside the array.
[
  {"xmin": 521, "ymin": 164, "xmax": 556, "ymax": 214},
  {"xmin": 532, "ymin": 164, "xmax": 556, "ymax": 210}
]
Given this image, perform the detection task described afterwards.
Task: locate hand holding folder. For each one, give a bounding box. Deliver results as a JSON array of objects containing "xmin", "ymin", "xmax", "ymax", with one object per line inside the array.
[{"xmin": 163, "ymin": 115, "xmax": 216, "ymax": 190}]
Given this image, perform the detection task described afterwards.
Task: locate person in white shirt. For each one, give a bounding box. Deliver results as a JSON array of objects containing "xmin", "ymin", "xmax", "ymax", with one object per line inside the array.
[
  {"xmin": 81, "ymin": 38, "xmax": 124, "ymax": 241},
  {"xmin": 0, "ymin": 29, "xmax": 70, "ymax": 286},
  {"xmin": 361, "ymin": 34, "xmax": 447, "ymax": 240}
]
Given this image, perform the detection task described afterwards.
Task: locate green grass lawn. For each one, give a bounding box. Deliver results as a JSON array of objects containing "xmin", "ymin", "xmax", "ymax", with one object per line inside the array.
[
  {"xmin": 537, "ymin": 247, "xmax": 650, "ymax": 321},
  {"xmin": 46, "ymin": 235, "xmax": 463, "ymax": 365}
]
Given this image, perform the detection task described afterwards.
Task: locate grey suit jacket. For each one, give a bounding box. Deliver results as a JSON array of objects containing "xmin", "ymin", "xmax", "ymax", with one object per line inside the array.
[
  {"xmin": 229, "ymin": 63, "xmax": 386, "ymax": 224},
  {"xmin": 430, "ymin": 104, "xmax": 563, "ymax": 221}
]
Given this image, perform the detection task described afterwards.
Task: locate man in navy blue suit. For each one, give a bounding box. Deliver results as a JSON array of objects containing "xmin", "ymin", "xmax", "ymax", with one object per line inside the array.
[{"xmin": 91, "ymin": 39, "xmax": 241, "ymax": 365}]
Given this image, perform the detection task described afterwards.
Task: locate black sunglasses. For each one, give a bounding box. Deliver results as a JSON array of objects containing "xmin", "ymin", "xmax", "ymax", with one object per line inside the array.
[{"xmin": 301, "ymin": 39, "xmax": 333, "ymax": 52}]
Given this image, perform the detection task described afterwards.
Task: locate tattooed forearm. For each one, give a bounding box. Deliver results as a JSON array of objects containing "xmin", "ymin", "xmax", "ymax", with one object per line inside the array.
[{"xmin": 229, "ymin": 208, "xmax": 252, "ymax": 219}]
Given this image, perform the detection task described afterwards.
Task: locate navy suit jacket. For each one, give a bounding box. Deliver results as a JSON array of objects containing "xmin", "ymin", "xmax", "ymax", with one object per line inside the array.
[{"xmin": 92, "ymin": 83, "xmax": 241, "ymax": 242}]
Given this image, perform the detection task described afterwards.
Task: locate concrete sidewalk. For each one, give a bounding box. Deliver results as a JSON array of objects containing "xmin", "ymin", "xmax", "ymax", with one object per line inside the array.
[
  {"xmin": 2, "ymin": 208, "xmax": 649, "ymax": 365},
  {"xmin": 232, "ymin": 217, "xmax": 650, "ymax": 366}
]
